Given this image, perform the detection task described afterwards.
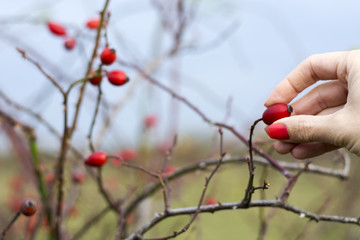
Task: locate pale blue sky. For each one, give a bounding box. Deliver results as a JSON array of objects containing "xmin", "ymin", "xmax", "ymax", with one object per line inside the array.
[{"xmin": 0, "ymin": 0, "xmax": 359, "ymax": 152}]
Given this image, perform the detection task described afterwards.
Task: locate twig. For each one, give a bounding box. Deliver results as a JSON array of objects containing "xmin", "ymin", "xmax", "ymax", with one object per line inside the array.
[
  {"xmin": 95, "ymin": 53, "xmax": 169, "ymax": 148},
  {"xmin": 0, "ymin": 89, "xmax": 84, "ymax": 159},
  {"xmin": 116, "ymin": 60, "xmax": 292, "ymax": 179},
  {"xmin": 130, "ymin": 128, "xmax": 226, "ymax": 240},
  {"xmin": 71, "ymin": 207, "xmax": 111, "ymax": 240},
  {"xmin": 0, "ymin": 111, "xmax": 52, "ymax": 230},
  {"xmin": 16, "ymin": 48, "xmax": 66, "ymax": 96},
  {"xmin": 124, "ymin": 154, "xmax": 349, "ymax": 219},
  {"xmin": 243, "ymin": 118, "xmax": 263, "ymax": 206},
  {"xmin": 114, "ymin": 187, "xmax": 137, "ymax": 240},
  {"xmin": 160, "ymin": 135, "xmax": 178, "ymax": 212},
  {"xmin": 96, "ymin": 167, "xmax": 119, "ymax": 212},
  {"xmin": 68, "ymin": 0, "xmax": 111, "ymax": 137},
  {"xmin": 0, "ymin": 212, "xmax": 21, "ymax": 240},
  {"xmin": 88, "ymin": 84, "xmax": 103, "ymax": 152},
  {"xmin": 108, "ymin": 155, "xmax": 159, "ymax": 178},
  {"xmin": 280, "ymin": 159, "xmax": 312, "ymax": 201},
  {"xmin": 54, "ymin": 1, "xmax": 112, "ymax": 238},
  {"xmin": 179, "ymin": 21, "xmax": 240, "ymax": 55},
  {"xmin": 126, "ymin": 199, "xmax": 360, "ymax": 239}
]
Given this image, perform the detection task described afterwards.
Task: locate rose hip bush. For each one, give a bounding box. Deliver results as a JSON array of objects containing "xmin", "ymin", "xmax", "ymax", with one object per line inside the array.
[{"xmin": 0, "ymin": 1, "xmax": 359, "ymax": 240}]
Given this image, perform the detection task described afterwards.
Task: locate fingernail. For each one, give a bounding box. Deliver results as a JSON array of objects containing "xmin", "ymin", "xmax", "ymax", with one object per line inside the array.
[{"xmin": 268, "ymin": 124, "xmax": 289, "ymax": 140}]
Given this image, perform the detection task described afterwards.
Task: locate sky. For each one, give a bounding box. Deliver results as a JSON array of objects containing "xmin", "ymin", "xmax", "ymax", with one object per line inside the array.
[{"xmin": 0, "ymin": 0, "xmax": 360, "ymax": 152}]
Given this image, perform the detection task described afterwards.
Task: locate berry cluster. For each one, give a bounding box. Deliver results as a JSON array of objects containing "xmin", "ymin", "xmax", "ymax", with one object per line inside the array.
[
  {"xmin": 47, "ymin": 21, "xmax": 76, "ymax": 50},
  {"xmin": 46, "ymin": 18, "xmax": 130, "ymax": 87}
]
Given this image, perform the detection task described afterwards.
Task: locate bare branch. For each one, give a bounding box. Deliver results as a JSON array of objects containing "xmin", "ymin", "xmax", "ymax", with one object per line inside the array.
[
  {"xmin": 116, "ymin": 60, "xmax": 292, "ymax": 178},
  {"xmin": 126, "ymin": 200, "xmax": 360, "ymax": 239},
  {"xmin": 16, "ymin": 48, "xmax": 66, "ymax": 96}
]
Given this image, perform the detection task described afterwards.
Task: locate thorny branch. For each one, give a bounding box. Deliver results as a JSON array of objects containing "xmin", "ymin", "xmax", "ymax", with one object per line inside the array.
[
  {"xmin": 128, "ymin": 128, "xmax": 226, "ymax": 240},
  {"xmin": 123, "ymin": 153, "xmax": 350, "ymax": 219},
  {"xmin": 16, "ymin": 48, "xmax": 66, "ymax": 96},
  {"xmin": 88, "ymin": 84, "xmax": 103, "ymax": 152},
  {"xmin": 0, "ymin": 212, "xmax": 21, "ymax": 240},
  {"xmin": 118, "ymin": 59, "xmax": 292, "ymax": 178},
  {"xmin": 160, "ymin": 135, "xmax": 178, "ymax": 212},
  {"xmin": 0, "ymin": 89, "xmax": 84, "ymax": 159},
  {"xmin": 243, "ymin": 118, "xmax": 263, "ymax": 206},
  {"xmin": 54, "ymin": 0, "xmax": 112, "ymax": 238},
  {"xmin": 126, "ymin": 199, "xmax": 360, "ymax": 240}
]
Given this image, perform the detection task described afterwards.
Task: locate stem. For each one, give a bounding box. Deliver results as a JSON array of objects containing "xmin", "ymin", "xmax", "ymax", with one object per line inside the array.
[
  {"xmin": 69, "ymin": 0, "xmax": 111, "ymax": 137},
  {"xmin": 88, "ymin": 84, "xmax": 103, "ymax": 152},
  {"xmin": 0, "ymin": 212, "xmax": 21, "ymax": 240},
  {"xmin": 243, "ymin": 118, "xmax": 262, "ymax": 206}
]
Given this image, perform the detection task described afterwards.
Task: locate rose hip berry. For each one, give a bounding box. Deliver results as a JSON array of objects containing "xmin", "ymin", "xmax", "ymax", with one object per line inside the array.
[
  {"xmin": 100, "ymin": 48, "xmax": 117, "ymax": 65},
  {"xmin": 64, "ymin": 38, "xmax": 76, "ymax": 50},
  {"xmin": 20, "ymin": 198, "xmax": 37, "ymax": 216},
  {"xmin": 205, "ymin": 196, "xmax": 218, "ymax": 205},
  {"xmin": 85, "ymin": 151, "xmax": 108, "ymax": 167},
  {"xmin": 47, "ymin": 21, "xmax": 67, "ymax": 36},
  {"xmin": 144, "ymin": 114, "xmax": 157, "ymax": 128},
  {"xmin": 72, "ymin": 169, "xmax": 85, "ymax": 183},
  {"xmin": 164, "ymin": 165, "xmax": 176, "ymax": 176},
  {"xmin": 86, "ymin": 18, "xmax": 101, "ymax": 29},
  {"xmin": 262, "ymin": 103, "xmax": 293, "ymax": 125},
  {"xmin": 89, "ymin": 70, "xmax": 103, "ymax": 85},
  {"xmin": 107, "ymin": 70, "xmax": 129, "ymax": 86}
]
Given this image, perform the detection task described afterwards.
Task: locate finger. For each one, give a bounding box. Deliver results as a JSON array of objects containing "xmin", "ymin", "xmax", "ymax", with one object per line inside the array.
[
  {"xmin": 272, "ymin": 141, "xmax": 297, "ymax": 154},
  {"xmin": 265, "ymin": 51, "xmax": 349, "ymax": 107},
  {"xmin": 268, "ymin": 110, "xmax": 350, "ymax": 148},
  {"xmin": 290, "ymin": 142, "xmax": 339, "ymax": 159},
  {"xmin": 291, "ymin": 81, "xmax": 347, "ymax": 115},
  {"xmin": 317, "ymin": 105, "xmax": 344, "ymax": 116}
]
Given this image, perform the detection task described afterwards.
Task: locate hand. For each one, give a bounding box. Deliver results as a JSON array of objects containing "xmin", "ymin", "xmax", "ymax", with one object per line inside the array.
[{"xmin": 265, "ymin": 50, "xmax": 360, "ymax": 159}]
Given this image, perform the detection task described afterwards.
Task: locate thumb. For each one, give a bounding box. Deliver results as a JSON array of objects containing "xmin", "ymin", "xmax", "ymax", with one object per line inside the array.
[{"xmin": 268, "ymin": 113, "xmax": 345, "ymax": 147}]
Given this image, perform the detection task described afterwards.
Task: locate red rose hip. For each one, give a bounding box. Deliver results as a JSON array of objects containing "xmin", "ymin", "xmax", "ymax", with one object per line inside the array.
[
  {"xmin": 86, "ymin": 18, "xmax": 101, "ymax": 29},
  {"xmin": 144, "ymin": 114, "xmax": 157, "ymax": 128},
  {"xmin": 100, "ymin": 48, "xmax": 116, "ymax": 65},
  {"xmin": 20, "ymin": 198, "xmax": 37, "ymax": 216},
  {"xmin": 262, "ymin": 103, "xmax": 292, "ymax": 125},
  {"xmin": 89, "ymin": 70, "xmax": 103, "ymax": 85},
  {"xmin": 47, "ymin": 21, "xmax": 67, "ymax": 36},
  {"xmin": 205, "ymin": 196, "xmax": 218, "ymax": 205},
  {"xmin": 107, "ymin": 70, "xmax": 129, "ymax": 86},
  {"xmin": 64, "ymin": 38, "xmax": 76, "ymax": 50},
  {"xmin": 85, "ymin": 151, "xmax": 108, "ymax": 167},
  {"xmin": 72, "ymin": 169, "xmax": 85, "ymax": 183}
]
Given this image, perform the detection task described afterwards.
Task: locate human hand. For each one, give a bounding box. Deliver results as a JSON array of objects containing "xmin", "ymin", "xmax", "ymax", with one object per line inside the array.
[{"xmin": 265, "ymin": 50, "xmax": 360, "ymax": 159}]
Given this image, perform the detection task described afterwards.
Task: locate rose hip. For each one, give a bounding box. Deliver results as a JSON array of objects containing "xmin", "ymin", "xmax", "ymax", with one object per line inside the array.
[
  {"xmin": 20, "ymin": 198, "xmax": 37, "ymax": 216},
  {"xmin": 89, "ymin": 70, "xmax": 103, "ymax": 86},
  {"xmin": 47, "ymin": 21, "xmax": 67, "ymax": 36},
  {"xmin": 86, "ymin": 18, "xmax": 101, "ymax": 29},
  {"xmin": 100, "ymin": 48, "xmax": 117, "ymax": 65},
  {"xmin": 107, "ymin": 70, "xmax": 129, "ymax": 86},
  {"xmin": 262, "ymin": 103, "xmax": 292, "ymax": 125},
  {"xmin": 144, "ymin": 114, "xmax": 157, "ymax": 128},
  {"xmin": 205, "ymin": 196, "xmax": 218, "ymax": 205},
  {"xmin": 72, "ymin": 169, "xmax": 85, "ymax": 183},
  {"xmin": 64, "ymin": 38, "xmax": 76, "ymax": 50},
  {"xmin": 85, "ymin": 151, "xmax": 108, "ymax": 167}
]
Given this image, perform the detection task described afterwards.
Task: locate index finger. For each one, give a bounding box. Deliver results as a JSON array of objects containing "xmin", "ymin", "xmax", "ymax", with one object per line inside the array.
[{"xmin": 265, "ymin": 51, "xmax": 349, "ymax": 107}]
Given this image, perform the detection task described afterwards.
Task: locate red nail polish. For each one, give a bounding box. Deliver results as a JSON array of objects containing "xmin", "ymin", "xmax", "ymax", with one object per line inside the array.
[{"xmin": 268, "ymin": 124, "xmax": 289, "ymax": 140}]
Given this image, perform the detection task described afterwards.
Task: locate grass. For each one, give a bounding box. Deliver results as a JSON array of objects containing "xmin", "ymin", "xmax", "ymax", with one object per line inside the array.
[{"xmin": 1, "ymin": 138, "xmax": 360, "ymax": 239}]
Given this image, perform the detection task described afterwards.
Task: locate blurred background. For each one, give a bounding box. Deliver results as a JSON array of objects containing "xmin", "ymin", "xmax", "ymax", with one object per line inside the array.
[
  {"xmin": 1, "ymin": 0, "xmax": 360, "ymax": 151},
  {"xmin": 1, "ymin": 0, "xmax": 360, "ymax": 239}
]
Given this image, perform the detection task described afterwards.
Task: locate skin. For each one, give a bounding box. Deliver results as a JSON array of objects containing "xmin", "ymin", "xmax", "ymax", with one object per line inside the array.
[{"xmin": 265, "ymin": 50, "xmax": 360, "ymax": 159}]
